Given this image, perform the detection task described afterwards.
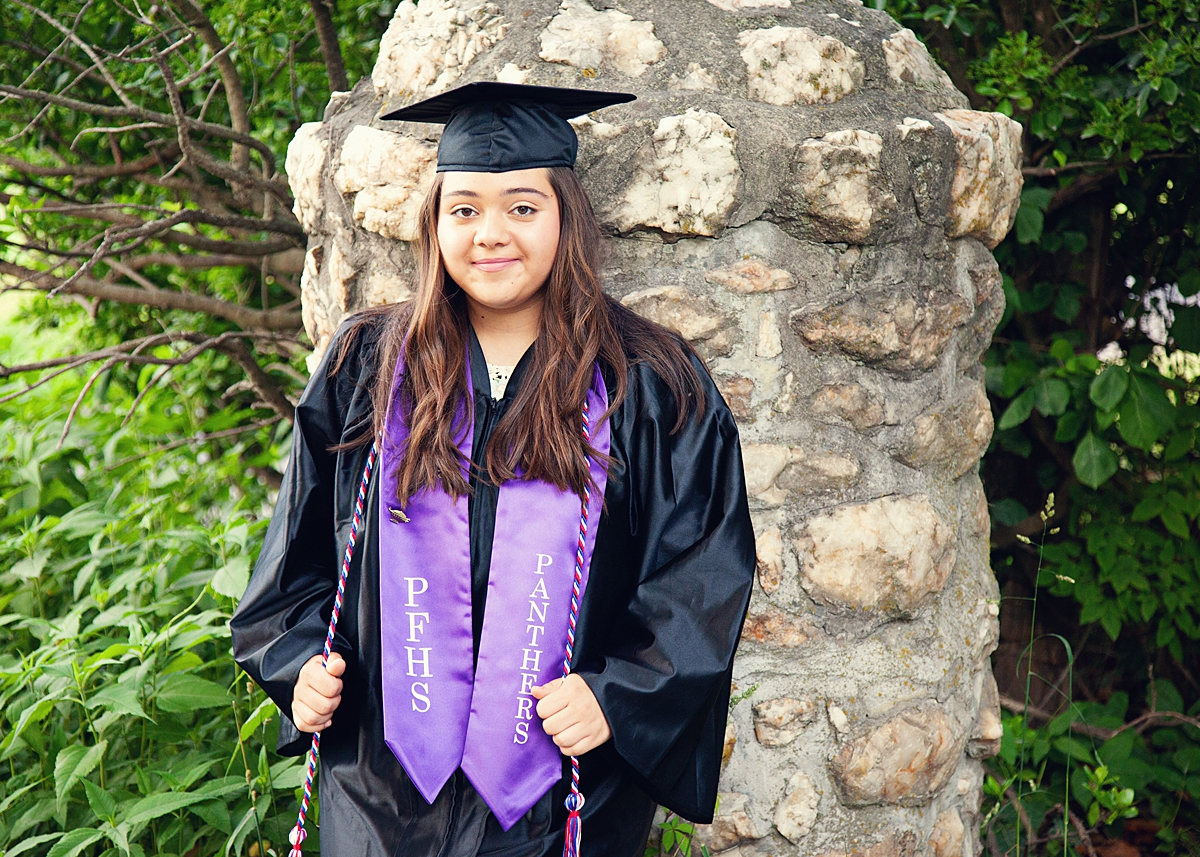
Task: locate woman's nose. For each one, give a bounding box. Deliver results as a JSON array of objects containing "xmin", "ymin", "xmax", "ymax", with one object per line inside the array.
[{"xmin": 473, "ymin": 211, "xmax": 509, "ymax": 247}]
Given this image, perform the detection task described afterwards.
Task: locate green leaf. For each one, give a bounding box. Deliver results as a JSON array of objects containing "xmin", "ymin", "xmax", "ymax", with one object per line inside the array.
[
  {"xmin": 1015, "ymin": 205, "xmax": 1045, "ymax": 244},
  {"xmin": 1131, "ymin": 495, "xmax": 1164, "ymax": 521},
  {"xmin": 211, "ymin": 554, "xmax": 250, "ymax": 600},
  {"xmin": 10, "ymin": 549, "xmax": 49, "ymax": 580},
  {"xmin": 1074, "ymin": 432, "xmax": 1119, "ymax": 489},
  {"xmin": 1164, "ymin": 430, "xmax": 1194, "ymax": 461},
  {"xmin": 1161, "ymin": 509, "xmax": 1189, "ymax": 538},
  {"xmin": 1118, "ymin": 374, "xmax": 1174, "ymax": 450},
  {"xmin": 998, "ymin": 388, "xmax": 1036, "ymax": 430},
  {"xmin": 3, "ymin": 833, "xmax": 65, "ymax": 857},
  {"xmin": 120, "ymin": 791, "xmax": 209, "ymax": 827},
  {"xmin": 1171, "ymin": 304, "xmax": 1200, "ymax": 352},
  {"xmin": 54, "ymin": 741, "xmax": 107, "ymax": 808},
  {"xmin": 1159, "ymin": 77, "xmax": 1179, "ymax": 104},
  {"xmin": 1055, "ymin": 409, "xmax": 1085, "ymax": 442},
  {"xmin": 1178, "ymin": 271, "xmax": 1200, "ymax": 298},
  {"xmin": 1090, "ymin": 365, "xmax": 1128, "ymax": 412},
  {"xmin": 87, "ymin": 683, "xmax": 148, "ymax": 719},
  {"xmin": 1, "ymin": 696, "xmax": 59, "ymax": 759},
  {"xmin": 83, "ymin": 777, "xmax": 118, "ymax": 824},
  {"xmin": 239, "ymin": 697, "xmax": 276, "ymax": 741},
  {"xmin": 1034, "ymin": 378, "xmax": 1071, "ymax": 416},
  {"xmin": 155, "ymin": 674, "xmax": 231, "ymax": 713},
  {"xmin": 46, "ymin": 829, "xmax": 105, "ymax": 857}
]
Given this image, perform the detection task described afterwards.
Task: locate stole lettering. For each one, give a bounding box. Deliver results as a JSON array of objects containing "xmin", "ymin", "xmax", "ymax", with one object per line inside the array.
[
  {"xmin": 403, "ymin": 576, "xmax": 433, "ymax": 712},
  {"xmin": 513, "ymin": 552, "xmax": 552, "ymax": 744}
]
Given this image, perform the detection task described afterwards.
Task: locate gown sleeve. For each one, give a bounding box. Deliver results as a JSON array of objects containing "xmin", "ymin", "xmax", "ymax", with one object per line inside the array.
[
  {"xmin": 229, "ymin": 321, "xmax": 365, "ymax": 742},
  {"xmin": 580, "ymin": 357, "xmax": 756, "ymax": 823}
]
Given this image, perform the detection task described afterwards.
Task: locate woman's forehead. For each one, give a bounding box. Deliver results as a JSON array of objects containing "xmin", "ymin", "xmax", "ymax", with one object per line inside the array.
[{"xmin": 440, "ymin": 168, "xmax": 555, "ymax": 198}]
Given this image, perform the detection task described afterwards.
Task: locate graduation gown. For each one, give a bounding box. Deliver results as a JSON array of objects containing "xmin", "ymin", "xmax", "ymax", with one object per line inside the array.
[{"xmin": 230, "ymin": 313, "xmax": 755, "ymax": 857}]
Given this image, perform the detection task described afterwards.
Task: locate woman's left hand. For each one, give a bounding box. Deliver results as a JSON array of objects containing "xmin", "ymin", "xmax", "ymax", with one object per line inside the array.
[{"xmin": 531, "ymin": 675, "xmax": 611, "ymax": 756}]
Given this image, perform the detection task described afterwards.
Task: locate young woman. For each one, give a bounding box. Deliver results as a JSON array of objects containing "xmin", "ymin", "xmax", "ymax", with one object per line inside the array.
[{"xmin": 231, "ymin": 83, "xmax": 756, "ymax": 857}]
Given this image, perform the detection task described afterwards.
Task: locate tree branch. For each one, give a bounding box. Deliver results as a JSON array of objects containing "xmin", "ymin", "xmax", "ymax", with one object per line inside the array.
[
  {"xmin": 0, "ymin": 259, "xmax": 303, "ymax": 330},
  {"xmin": 219, "ymin": 338, "xmax": 296, "ymax": 422},
  {"xmin": 164, "ymin": 0, "xmax": 251, "ymax": 173},
  {"xmin": 306, "ymin": 0, "xmax": 348, "ymax": 92}
]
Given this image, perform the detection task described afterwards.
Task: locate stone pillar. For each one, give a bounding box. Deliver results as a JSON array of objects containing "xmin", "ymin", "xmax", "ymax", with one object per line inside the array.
[{"xmin": 288, "ymin": 1, "xmax": 1019, "ymax": 852}]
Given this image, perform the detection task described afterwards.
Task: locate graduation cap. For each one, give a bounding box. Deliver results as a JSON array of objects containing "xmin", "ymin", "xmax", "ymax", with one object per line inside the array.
[{"xmin": 380, "ymin": 82, "xmax": 636, "ymax": 173}]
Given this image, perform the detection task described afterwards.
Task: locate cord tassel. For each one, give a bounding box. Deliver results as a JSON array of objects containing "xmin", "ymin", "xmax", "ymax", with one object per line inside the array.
[
  {"xmin": 288, "ymin": 442, "xmax": 377, "ymax": 855},
  {"xmin": 563, "ymin": 789, "xmax": 585, "ymax": 857},
  {"xmin": 560, "ymin": 398, "xmax": 594, "ymax": 857}
]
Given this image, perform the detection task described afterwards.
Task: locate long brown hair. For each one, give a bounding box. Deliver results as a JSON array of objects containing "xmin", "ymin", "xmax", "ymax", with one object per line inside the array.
[{"xmin": 335, "ymin": 165, "xmax": 706, "ymax": 504}]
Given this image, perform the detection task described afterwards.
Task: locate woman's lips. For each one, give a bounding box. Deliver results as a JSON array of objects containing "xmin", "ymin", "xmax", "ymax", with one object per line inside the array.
[{"xmin": 472, "ymin": 258, "xmax": 519, "ymax": 272}]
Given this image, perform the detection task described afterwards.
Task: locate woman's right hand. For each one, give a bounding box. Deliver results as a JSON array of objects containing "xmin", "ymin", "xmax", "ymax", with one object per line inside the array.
[{"xmin": 292, "ymin": 652, "xmax": 346, "ymax": 732}]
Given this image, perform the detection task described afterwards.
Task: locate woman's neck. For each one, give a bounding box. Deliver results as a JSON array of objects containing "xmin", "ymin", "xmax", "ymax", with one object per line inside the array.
[{"xmin": 466, "ymin": 295, "xmax": 543, "ymax": 365}]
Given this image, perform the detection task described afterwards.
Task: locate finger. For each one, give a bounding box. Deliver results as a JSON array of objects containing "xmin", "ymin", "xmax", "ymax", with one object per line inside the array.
[
  {"xmin": 296, "ymin": 684, "xmax": 340, "ymax": 717},
  {"xmin": 292, "ymin": 699, "xmax": 331, "ymax": 733},
  {"xmin": 535, "ymin": 689, "xmax": 570, "ymax": 720},
  {"xmin": 325, "ymin": 653, "xmax": 347, "ymax": 677},
  {"xmin": 540, "ymin": 707, "xmax": 579, "ymax": 737},
  {"xmin": 530, "ymin": 678, "xmax": 562, "ymax": 699},
  {"xmin": 551, "ymin": 722, "xmax": 589, "ymax": 749},
  {"xmin": 307, "ymin": 668, "xmax": 344, "ymax": 698}
]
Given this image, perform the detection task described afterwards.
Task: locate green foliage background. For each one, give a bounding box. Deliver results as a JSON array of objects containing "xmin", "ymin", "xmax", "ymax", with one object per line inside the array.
[{"xmin": 2, "ymin": 0, "xmax": 1200, "ymax": 853}]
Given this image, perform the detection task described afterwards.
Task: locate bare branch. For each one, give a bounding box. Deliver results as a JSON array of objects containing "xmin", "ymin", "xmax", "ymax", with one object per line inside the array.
[
  {"xmin": 0, "ymin": 145, "xmax": 181, "ymax": 179},
  {"xmin": 307, "ymin": 0, "xmax": 348, "ymax": 92},
  {"xmin": 219, "ymin": 338, "xmax": 296, "ymax": 422},
  {"xmin": 164, "ymin": 0, "xmax": 251, "ymax": 173},
  {"xmin": 1, "ymin": 260, "xmax": 303, "ymax": 330},
  {"xmin": 104, "ymin": 416, "xmax": 282, "ymax": 471}
]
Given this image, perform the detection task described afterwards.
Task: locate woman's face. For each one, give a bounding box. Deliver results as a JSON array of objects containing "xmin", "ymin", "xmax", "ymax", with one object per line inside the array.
[{"xmin": 437, "ymin": 168, "xmax": 561, "ymax": 319}]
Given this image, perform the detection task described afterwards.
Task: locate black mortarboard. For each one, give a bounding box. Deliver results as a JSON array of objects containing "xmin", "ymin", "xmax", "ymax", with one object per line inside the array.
[{"xmin": 380, "ymin": 82, "xmax": 636, "ymax": 173}]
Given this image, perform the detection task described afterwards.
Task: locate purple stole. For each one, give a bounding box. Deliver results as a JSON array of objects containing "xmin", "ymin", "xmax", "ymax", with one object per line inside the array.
[{"xmin": 378, "ymin": 351, "xmax": 610, "ymax": 830}]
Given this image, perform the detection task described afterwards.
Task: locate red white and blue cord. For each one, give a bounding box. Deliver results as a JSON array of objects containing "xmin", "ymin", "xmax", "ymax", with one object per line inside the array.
[
  {"xmin": 287, "ymin": 399, "xmax": 594, "ymax": 857},
  {"xmin": 560, "ymin": 397, "xmax": 592, "ymax": 857},
  {"xmin": 288, "ymin": 441, "xmax": 377, "ymax": 857}
]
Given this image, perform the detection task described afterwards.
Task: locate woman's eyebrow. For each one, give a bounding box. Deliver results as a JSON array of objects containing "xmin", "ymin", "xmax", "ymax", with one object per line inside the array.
[
  {"xmin": 503, "ymin": 187, "xmax": 551, "ymax": 199},
  {"xmin": 444, "ymin": 190, "xmax": 479, "ymax": 199}
]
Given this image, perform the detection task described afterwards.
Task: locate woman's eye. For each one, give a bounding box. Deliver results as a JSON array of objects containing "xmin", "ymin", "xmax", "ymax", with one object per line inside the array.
[
  {"xmin": 512, "ymin": 205, "xmax": 536, "ymax": 217},
  {"xmin": 451, "ymin": 206, "xmax": 476, "ymax": 218}
]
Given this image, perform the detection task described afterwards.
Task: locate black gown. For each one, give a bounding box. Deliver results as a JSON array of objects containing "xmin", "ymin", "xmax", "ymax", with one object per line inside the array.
[{"xmin": 230, "ymin": 312, "xmax": 756, "ymax": 857}]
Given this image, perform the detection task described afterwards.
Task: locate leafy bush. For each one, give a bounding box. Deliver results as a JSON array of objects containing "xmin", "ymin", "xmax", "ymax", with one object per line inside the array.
[{"xmin": 0, "ymin": 302, "xmax": 306, "ymax": 857}]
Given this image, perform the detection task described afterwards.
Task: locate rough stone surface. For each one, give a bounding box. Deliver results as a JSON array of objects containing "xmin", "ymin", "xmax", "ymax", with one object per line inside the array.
[
  {"xmin": 774, "ymin": 772, "xmax": 820, "ymax": 842},
  {"xmin": 334, "ymin": 126, "xmax": 438, "ymax": 242},
  {"xmin": 694, "ymin": 792, "xmax": 761, "ymax": 851},
  {"xmin": 791, "ymin": 288, "xmax": 970, "ymax": 372},
  {"xmin": 817, "ymin": 833, "xmax": 923, "ymax": 857},
  {"xmin": 619, "ymin": 285, "xmax": 734, "ymax": 358},
  {"xmin": 294, "ymin": 1, "xmax": 1020, "ymax": 848},
  {"xmin": 936, "ymin": 109, "xmax": 1024, "ymax": 248},
  {"xmin": 811, "ymin": 383, "xmax": 884, "ymax": 430},
  {"xmin": 608, "ymin": 109, "xmax": 740, "ymax": 236},
  {"xmin": 832, "ymin": 704, "xmax": 965, "ymax": 805},
  {"xmin": 896, "ymin": 382, "xmax": 994, "ymax": 478},
  {"xmin": 742, "ymin": 606, "xmax": 812, "ymax": 647},
  {"xmin": 372, "ymin": 0, "xmax": 508, "ymax": 102},
  {"xmin": 754, "ymin": 697, "xmax": 816, "ymax": 747},
  {"xmin": 539, "ymin": 0, "xmax": 665, "ymax": 77},
  {"xmin": 968, "ymin": 669, "xmax": 1003, "ymax": 759},
  {"xmin": 285, "ymin": 122, "xmax": 327, "ymax": 233},
  {"xmin": 755, "ymin": 526, "xmax": 784, "ymax": 594},
  {"xmin": 790, "ymin": 130, "xmax": 896, "ymax": 243},
  {"xmin": 797, "ymin": 496, "xmax": 956, "ymax": 615},
  {"xmin": 882, "ymin": 29, "xmax": 956, "ymax": 91},
  {"xmin": 705, "ymin": 258, "xmax": 795, "ymax": 294},
  {"xmin": 931, "ymin": 809, "xmax": 966, "ymax": 857},
  {"xmin": 707, "ymin": 0, "xmax": 790, "ymax": 9},
  {"xmin": 738, "ymin": 27, "xmax": 863, "ymax": 106}
]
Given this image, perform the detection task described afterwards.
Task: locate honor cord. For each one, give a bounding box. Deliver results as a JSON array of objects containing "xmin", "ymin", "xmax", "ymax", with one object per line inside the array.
[
  {"xmin": 288, "ymin": 441, "xmax": 377, "ymax": 857},
  {"xmin": 561, "ymin": 397, "xmax": 592, "ymax": 857}
]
